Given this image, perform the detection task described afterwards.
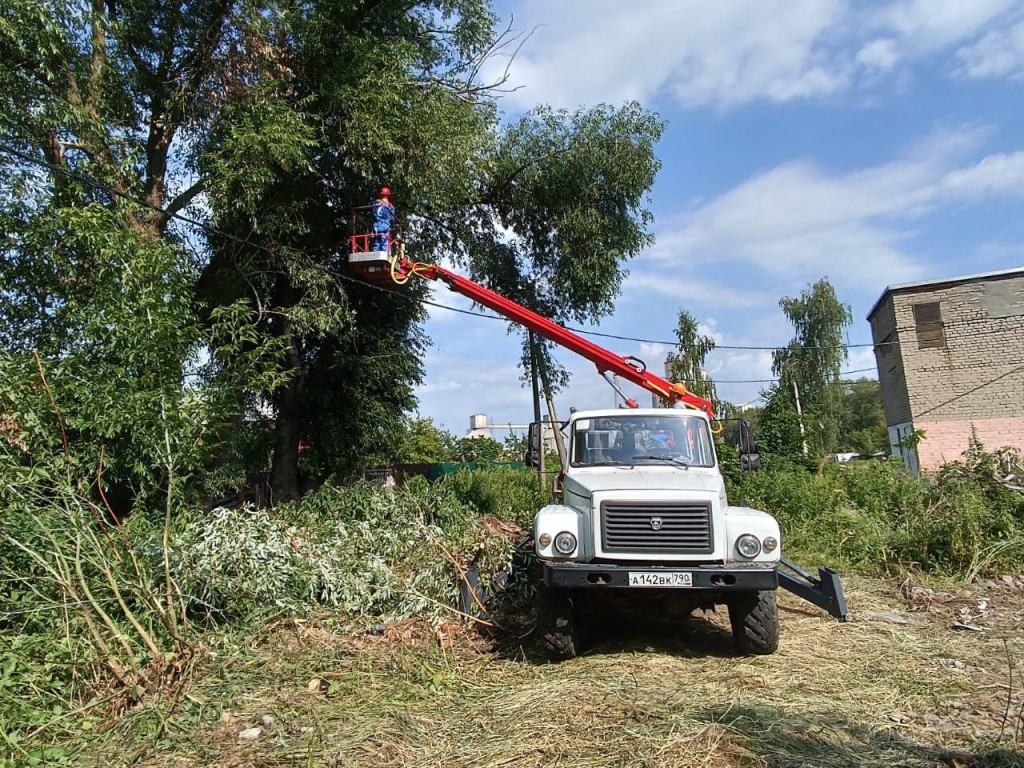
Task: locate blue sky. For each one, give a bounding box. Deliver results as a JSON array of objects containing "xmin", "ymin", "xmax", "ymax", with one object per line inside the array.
[{"xmin": 414, "ymin": 0, "xmax": 1024, "ymax": 436}]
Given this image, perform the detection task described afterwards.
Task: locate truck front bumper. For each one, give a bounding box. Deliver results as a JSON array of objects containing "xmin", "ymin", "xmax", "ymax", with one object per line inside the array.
[{"xmin": 542, "ymin": 562, "xmax": 778, "ymax": 591}]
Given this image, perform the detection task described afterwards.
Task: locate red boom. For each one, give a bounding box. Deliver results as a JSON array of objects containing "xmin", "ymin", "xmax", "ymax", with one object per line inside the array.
[{"xmin": 392, "ymin": 260, "xmax": 714, "ymax": 418}]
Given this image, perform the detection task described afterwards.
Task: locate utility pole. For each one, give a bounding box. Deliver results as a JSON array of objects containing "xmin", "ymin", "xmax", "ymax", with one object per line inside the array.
[
  {"xmin": 539, "ymin": 369, "xmax": 567, "ymax": 468},
  {"xmin": 792, "ymin": 379, "xmax": 808, "ymax": 456},
  {"xmin": 529, "ymin": 332, "xmax": 545, "ymax": 486}
]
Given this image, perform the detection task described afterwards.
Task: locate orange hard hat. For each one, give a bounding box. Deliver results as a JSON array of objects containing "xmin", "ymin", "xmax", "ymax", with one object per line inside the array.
[{"xmin": 380, "ymin": 186, "xmax": 391, "ymax": 196}]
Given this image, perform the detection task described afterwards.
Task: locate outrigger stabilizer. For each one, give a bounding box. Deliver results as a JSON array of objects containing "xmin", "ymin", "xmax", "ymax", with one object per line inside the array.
[{"xmin": 779, "ymin": 558, "xmax": 848, "ymax": 620}]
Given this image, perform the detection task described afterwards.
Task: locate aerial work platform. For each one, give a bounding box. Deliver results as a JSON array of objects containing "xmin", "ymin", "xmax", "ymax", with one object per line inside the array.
[{"xmin": 347, "ymin": 251, "xmax": 392, "ymax": 282}]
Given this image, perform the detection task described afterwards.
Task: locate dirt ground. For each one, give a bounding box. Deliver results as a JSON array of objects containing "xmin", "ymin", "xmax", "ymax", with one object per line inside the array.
[{"xmin": 81, "ymin": 575, "xmax": 1024, "ymax": 768}]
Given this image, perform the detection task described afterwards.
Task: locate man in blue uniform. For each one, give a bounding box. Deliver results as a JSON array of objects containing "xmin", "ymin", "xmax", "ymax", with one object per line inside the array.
[{"xmin": 372, "ymin": 186, "xmax": 396, "ymax": 252}]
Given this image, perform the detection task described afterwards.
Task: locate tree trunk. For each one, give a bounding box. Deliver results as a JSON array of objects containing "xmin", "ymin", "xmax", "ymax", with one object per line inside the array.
[{"xmin": 270, "ymin": 276, "xmax": 303, "ymax": 502}]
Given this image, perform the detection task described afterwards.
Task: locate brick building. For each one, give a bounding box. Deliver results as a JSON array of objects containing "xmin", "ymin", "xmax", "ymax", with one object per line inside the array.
[{"xmin": 867, "ymin": 268, "xmax": 1024, "ymax": 474}]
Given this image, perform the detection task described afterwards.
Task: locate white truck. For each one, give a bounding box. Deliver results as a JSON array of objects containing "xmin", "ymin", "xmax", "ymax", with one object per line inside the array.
[
  {"xmin": 347, "ymin": 243, "xmax": 848, "ymax": 658},
  {"xmin": 533, "ymin": 407, "xmax": 783, "ymax": 658}
]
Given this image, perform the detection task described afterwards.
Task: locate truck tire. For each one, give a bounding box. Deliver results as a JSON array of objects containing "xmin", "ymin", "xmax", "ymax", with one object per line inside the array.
[
  {"xmin": 537, "ymin": 583, "xmax": 580, "ymax": 660},
  {"xmin": 728, "ymin": 590, "xmax": 779, "ymax": 655}
]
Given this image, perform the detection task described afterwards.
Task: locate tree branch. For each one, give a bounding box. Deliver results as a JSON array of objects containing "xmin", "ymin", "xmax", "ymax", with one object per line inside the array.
[
  {"xmin": 142, "ymin": 0, "xmax": 231, "ymax": 222},
  {"xmin": 173, "ymin": 0, "xmax": 234, "ymax": 115},
  {"xmin": 85, "ymin": 0, "xmax": 107, "ymax": 115},
  {"xmin": 157, "ymin": 180, "xmax": 205, "ymax": 230}
]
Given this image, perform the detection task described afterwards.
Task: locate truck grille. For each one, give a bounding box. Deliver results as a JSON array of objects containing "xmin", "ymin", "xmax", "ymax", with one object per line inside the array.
[{"xmin": 601, "ymin": 501, "xmax": 713, "ymax": 555}]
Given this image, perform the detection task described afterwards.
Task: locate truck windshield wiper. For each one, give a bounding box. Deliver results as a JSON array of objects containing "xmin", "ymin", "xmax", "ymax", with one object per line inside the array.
[
  {"xmin": 631, "ymin": 455, "xmax": 690, "ymax": 468},
  {"xmin": 586, "ymin": 460, "xmax": 634, "ymax": 467}
]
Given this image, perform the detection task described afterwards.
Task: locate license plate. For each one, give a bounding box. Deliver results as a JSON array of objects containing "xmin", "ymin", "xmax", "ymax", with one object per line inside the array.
[{"xmin": 628, "ymin": 571, "xmax": 693, "ymax": 588}]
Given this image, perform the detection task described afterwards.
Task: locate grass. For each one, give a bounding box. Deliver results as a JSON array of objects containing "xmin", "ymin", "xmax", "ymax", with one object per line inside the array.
[
  {"xmin": 68, "ymin": 576, "xmax": 1023, "ymax": 768},
  {"xmin": 8, "ymin": 461, "xmax": 1024, "ymax": 766}
]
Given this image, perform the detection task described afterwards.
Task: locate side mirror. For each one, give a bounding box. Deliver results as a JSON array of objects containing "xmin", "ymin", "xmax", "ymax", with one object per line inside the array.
[
  {"xmin": 524, "ymin": 422, "xmax": 541, "ymax": 468},
  {"xmin": 740, "ymin": 453, "xmax": 761, "ymax": 471},
  {"xmin": 739, "ymin": 419, "xmax": 756, "ymax": 454}
]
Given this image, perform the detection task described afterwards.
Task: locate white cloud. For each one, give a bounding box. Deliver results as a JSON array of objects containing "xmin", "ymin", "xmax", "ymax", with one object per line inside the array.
[
  {"xmin": 856, "ymin": 39, "xmax": 899, "ymax": 71},
  {"xmin": 491, "ymin": 0, "xmax": 1024, "ymax": 110},
  {"xmin": 623, "ymin": 271, "xmax": 770, "ymax": 309},
  {"xmin": 872, "ymin": 0, "xmax": 1020, "ymax": 52},
  {"xmin": 652, "ymin": 127, "xmax": 1024, "ymax": 288},
  {"xmin": 955, "ymin": 21, "xmax": 1024, "ymax": 79},
  {"xmin": 940, "ymin": 151, "xmax": 1024, "ymax": 198},
  {"xmin": 495, "ymin": 0, "xmax": 847, "ymax": 109}
]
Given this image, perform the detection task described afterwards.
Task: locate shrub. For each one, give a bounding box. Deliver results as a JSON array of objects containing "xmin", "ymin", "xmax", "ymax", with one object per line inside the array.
[
  {"xmin": 730, "ymin": 453, "xmax": 1024, "ymax": 577},
  {"xmin": 445, "ymin": 467, "xmax": 550, "ymax": 528}
]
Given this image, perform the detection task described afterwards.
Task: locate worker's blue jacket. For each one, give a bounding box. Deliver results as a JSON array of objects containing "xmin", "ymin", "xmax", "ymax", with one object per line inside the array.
[{"xmin": 372, "ymin": 200, "xmax": 396, "ymax": 232}]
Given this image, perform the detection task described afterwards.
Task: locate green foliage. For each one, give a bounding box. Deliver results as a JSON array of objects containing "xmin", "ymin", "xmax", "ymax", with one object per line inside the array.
[
  {"xmin": 452, "ymin": 435, "xmax": 504, "ymax": 463},
  {"xmin": 397, "ymin": 421, "xmax": 529, "ymax": 465},
  {"xmin": 714, "ymin": 438, "xmax": 745, "ymax": 487},
  {"xmin": 1, "ymin": 468, "xmax": 535, "ymax": 747},
  {"xmin": 398, "ymin": 417, "xmax": 460, "ymax": 463},
  {"xmin": 446, "ymin": 467, "xmax": 549, "ymax": 528},
  {"xmin": 167, "ymin": 476, "xmax": 531, "ymax": 621},
  {"xmin": 436, "ymin": 101, "xmax": 664, "ymax": 393},
  {"xmin": 837, "ymin": 378, "xmax": 888, "ymax": 455},
  {"xmin": 756, "ymin": 388, "xmax": 814, "ymax": 466},
  {"xmin": 0, "ymin": 456, "xmax": 195, "ymax": 746},
  {"xmin": 765, "ymin": 279, "xmax": 853, "ymax": 459},
  {"xmin": 731, "ymin": 451, "xmax": 1024, "ymax": 576},
  {"xmin": 665, "ymin": 309, "xmax": 717, "ymax": 405}
]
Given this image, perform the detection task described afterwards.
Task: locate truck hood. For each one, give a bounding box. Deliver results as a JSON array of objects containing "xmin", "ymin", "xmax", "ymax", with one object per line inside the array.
[{"xmin": 565, "ymin": 466, "xmax": 724, "ymax": 497}]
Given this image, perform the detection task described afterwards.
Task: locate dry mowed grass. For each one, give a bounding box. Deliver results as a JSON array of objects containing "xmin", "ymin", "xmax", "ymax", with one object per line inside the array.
[{"xmin": 83, "ymin": 576, "xmax": 1024, "ymax": 768}]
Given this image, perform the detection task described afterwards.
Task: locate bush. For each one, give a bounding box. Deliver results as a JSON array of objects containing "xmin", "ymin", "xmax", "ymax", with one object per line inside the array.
[
  {"xmin": 731, "ymin": 453, "xmax": 1024, "ymax": 577},
  {"xmin": 445, "ymin": 467, "xmax": 550, "ymax": 528}
]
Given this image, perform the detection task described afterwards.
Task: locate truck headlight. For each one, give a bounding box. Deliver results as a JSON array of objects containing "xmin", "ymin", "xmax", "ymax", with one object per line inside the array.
[
  {"xmin": 762, "ymin": 536, "xmax": 778, "ymax": 553},
  {"xmin": 538, "ymin": 532, "xmax": 552, "ymax": 547},
  {"xmin": 736, "ymin": 534, "xmax": 761, "ymax": 559},
  {"xmin": 554, "ymin": 531, "xmax": 577, "ymax": 555}
]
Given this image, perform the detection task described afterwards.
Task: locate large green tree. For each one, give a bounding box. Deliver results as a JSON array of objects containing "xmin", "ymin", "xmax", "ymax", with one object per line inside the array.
[
  {"xmin": 761, "ymin": 278, "xmax": 852, "ymax": 460},
  {"xmin": 1, "ymin": 0, "xmax": 663, "ymax": 505},
  {"xmin": 0, "ymin": 0, "xmax": 291, "ymax": 510},
  {"xmin": 419, "ymin": 102, "xmax": 664, "ymax": 395},
  {"xmin": 196, "ymin": 0, "xmax": 505, "ymax": 498}
]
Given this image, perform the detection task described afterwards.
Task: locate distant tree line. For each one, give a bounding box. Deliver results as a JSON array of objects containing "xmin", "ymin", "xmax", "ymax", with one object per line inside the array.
[{"xmin": 668, "ymin": 278, "xmax": 888, "ymax": 466}]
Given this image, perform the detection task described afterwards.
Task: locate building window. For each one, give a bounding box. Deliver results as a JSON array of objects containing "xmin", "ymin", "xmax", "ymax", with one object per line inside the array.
[
  {"xmin": 875, "ymin": 330, "xmax": 895, "ymax": 359},
  {"xmin": 913, "ymin": 302, "xmax": 945, "ymax": 350}
]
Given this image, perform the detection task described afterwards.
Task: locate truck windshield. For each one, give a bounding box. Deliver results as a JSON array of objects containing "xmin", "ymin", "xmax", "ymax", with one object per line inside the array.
[{"xmin": 570, "ymin": 414, "xmax": 716, "ymax": 468}]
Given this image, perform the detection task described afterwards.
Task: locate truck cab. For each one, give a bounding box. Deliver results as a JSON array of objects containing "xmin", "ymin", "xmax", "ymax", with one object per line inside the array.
[{"xmin": 533, "ymin": 408, "xmax": 782, "ymax": 658}]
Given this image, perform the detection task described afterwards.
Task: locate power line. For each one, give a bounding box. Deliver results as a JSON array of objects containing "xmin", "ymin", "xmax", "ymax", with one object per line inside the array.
[
  {"xmin": 2, "ymin": 142, "xmax": 1019, "ymax": 359},
  {"xmin": 0, "ymin": 141, "xmax": 290, "ymax": 263},
  {"xmin": 669, "ymin": 366, "xmax": 877, "ymax": 385},
  {"xmin": 580, "ymin": 315, "xmax": 1024, "ymax": 351},
  {"xmin": 707, "ymin": 366, "xmax": 878, "ymax": 384}
]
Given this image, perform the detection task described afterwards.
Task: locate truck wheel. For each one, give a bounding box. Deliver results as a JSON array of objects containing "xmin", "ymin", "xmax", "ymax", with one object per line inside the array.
[
  {"xmin": 728, "ymin": 590, "xmax": 779, "ymax": 655},
  {"xmin": 537, "ymin": 583, "xmax": 580, "ymax": 660}
]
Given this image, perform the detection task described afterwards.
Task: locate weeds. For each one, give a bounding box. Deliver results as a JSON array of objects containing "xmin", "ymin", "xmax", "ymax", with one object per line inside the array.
[
  {"xmin": 0, "ymin": 465, "xmax": 195, "ymax": 754},
  {"xmin": 732, "ymin": 454, "xmax": 1024, "ymax": 576}
]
